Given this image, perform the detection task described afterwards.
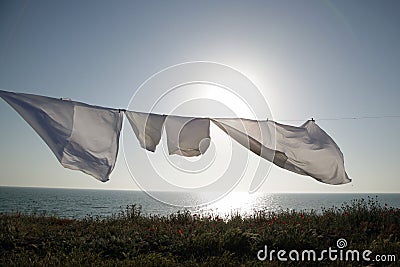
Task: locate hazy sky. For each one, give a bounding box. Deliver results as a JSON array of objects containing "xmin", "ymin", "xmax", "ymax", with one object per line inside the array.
[{"xmin": 0, "ymin": 0, "xmax": 399, "ymax": 193}]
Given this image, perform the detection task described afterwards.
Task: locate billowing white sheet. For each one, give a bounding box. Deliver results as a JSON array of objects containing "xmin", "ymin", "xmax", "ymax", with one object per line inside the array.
[
  {"xmin": 0, "ymin": 90, "xmax": 123, "ymax": 182},
  {"xmin": 212, "ymin": 118, "xmax": 350, "ymax": 185}
]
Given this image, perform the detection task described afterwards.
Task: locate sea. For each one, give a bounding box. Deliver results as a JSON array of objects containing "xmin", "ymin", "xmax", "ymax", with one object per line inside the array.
[{"xmin": 0, "ymin": 186, "xmax": 399, "ymax": 219}]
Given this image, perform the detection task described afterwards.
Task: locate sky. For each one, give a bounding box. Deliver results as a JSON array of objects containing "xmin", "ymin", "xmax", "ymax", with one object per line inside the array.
[{"xmin": 0, "ymin": 0, "xmax": 399, "ymax": 193}]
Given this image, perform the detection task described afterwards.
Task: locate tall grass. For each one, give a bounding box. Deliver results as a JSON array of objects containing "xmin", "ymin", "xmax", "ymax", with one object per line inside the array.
[{"xmin": 1, "ymin": 197, "xmax": 399, "ymax": 266}]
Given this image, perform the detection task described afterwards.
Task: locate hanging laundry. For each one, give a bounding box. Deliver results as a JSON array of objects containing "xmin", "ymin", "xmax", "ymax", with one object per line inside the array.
[
  {"xmin": 125, "ymin": 111, "xmax": 166, "ymax": 152},
  {"xmin": 212, "ymin": 118, "xmax": 350, "ymax": 185},
  {"xmin": 0, "ymin": 90, "xmax": 123, "ymax": 182},
  {"xmin": 165, "ymin": 116, "xmax": 210, "ymax": 157},
  {"xmin": 0, "ymin": 90, "xmax": 350, "ymax": 185}
]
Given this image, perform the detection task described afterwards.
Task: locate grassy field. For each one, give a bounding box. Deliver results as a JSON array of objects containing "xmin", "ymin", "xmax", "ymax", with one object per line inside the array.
[{"xmin": 1, "ymin": 197, "xmax": 399, "ymax": 266}]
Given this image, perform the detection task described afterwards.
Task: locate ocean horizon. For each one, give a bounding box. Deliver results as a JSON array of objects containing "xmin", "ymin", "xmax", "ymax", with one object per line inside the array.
[{"xmin": 1, "ymin": 186, "xmax": 399, "ymax": 219}]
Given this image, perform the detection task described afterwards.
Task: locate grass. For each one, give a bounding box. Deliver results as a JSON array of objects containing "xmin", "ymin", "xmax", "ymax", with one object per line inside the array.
[{"xmin": 1, "ymin": 196, "xmax": 399, "ymax": 266}]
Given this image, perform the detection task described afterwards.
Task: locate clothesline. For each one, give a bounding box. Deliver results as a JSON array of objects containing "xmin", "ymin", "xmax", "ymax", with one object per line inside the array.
[
  {"xmin": 12, "ymin": 92, "xmax": 399, "ymax": 122},
  {"xmin": 56, "ymin": 95, "xmax": 400, "ymax": 122},
  {"xmin": 277, "ymin": 115, "xmax": 400, "ymax": 122},
  {"xmin": 117, "ymin": 110, "xmax": 400, "ymax": 122}
]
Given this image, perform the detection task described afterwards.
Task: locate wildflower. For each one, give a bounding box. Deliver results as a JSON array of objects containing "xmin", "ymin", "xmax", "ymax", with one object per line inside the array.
[{"xmin": 178, "ymin": 229, "xmax": 183, "ymax": 235}]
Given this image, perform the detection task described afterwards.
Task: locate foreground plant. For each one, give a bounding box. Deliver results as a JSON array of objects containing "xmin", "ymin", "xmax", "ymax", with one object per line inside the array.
[{"xmin": 1, "ymin": 197, "xmax": 399, "ymax": 266}]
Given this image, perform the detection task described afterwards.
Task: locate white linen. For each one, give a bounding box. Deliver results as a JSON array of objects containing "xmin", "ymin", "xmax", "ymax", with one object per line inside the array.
[
  {"xmin": 125, "ymin": 111, "xmax": 166, "ymax": 152},
  {"xmin": 0, "ymin": 90, "xmax": 350, "ymax": 185},
  {"xmin": 164, "ymin": 116, "xmax": 210, "ymax": 157},
  {"xmin": 0, "ymin": 90, "xmax": 123, "ymax": 182},
  {"xmin": 212, "ymin": 118, "xmax": 350, "ymax": 185}
]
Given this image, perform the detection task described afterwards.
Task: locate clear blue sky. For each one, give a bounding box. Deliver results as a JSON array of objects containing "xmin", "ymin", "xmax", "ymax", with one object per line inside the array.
[{"xmin": 0, "ymin": 0, "xmax": 399, "ymax": 192}]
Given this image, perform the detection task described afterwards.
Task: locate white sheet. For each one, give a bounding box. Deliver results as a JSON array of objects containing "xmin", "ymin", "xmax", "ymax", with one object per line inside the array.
[
  {"xmin": 212, "ymin": 118, "xmax": 350, "ymax": 185},
  {"xmin": 164, "ymin": 116, "xmax": 210, "ymax": 157},
  {"xmin": 125, "ymin": 111, "xmax": 166, "ymax": 152},
  {"xmin": 0, "ymin": 90, "xmax": 123, "ymax": 182}
]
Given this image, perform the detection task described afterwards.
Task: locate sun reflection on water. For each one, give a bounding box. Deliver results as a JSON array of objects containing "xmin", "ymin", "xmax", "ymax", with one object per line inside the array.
[{"xmin": 193, "ymin": 192, "xmax": 269, "ymax": 218}]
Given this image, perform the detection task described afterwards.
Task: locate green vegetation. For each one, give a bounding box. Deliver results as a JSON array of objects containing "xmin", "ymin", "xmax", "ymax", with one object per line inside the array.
[{"xmin": 1, "ymin": 197, "xmax": 399, "ymax": 266}]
